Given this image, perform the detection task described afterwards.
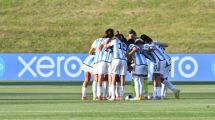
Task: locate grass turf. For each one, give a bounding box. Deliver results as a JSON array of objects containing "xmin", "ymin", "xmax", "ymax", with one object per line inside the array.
[
  {"xmin": 0, "ymin": 83, "xmax": 214, "ymax": 120},
  {"xmin": 0, "ymin": 0, "xmax": 214, "ymax": 53}
]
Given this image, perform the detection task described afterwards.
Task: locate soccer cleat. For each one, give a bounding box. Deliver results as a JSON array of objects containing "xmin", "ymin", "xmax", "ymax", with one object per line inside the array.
[
  {"xmin": 108, "ymin": 97, "xmax": 115, "ymax": 101},
  {"xmin": 152, "ymin": 96, "xmax": 161, "ymax": 100},
  {"xmin": 175, "ymin": 89, "xmax": 180, "ymax": 99},
  {"xmin": 96, "ymin": 96, "xmax": 103, "ymax": 101},
  {"xmin": 81, "ymin": 96, "xmax": 88, "ymax": 100},
  {"xmin": 135, "ymin": 96, "xmax": 141, "ymax": 101}
]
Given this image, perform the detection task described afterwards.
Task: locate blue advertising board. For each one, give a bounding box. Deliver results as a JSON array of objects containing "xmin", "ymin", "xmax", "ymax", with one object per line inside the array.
[{"xmin": 0, "ymin": 53, "xmax": 214, "ymax": 81}]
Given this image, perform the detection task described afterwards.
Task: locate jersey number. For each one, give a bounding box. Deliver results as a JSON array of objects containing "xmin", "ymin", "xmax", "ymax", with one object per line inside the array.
[{"xmin": 118, "ymin": 43, "xmax": 127, "ymax": 51}]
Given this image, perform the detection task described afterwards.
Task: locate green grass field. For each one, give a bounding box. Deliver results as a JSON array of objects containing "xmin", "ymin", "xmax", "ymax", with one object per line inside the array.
[
  {"xmin": 0, "ymin": 83, "xmax": 214, "ymax": 120},
  {"xmin": 0, "ymin": 0, "xmax": 214, "ymax": 53}
]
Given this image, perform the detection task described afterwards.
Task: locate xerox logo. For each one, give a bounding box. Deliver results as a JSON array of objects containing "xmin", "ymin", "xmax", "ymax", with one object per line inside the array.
[
  {"xmin": 0, "ymin": 57, "xmax": 5, "ymax": 77},
  {"xmin": 18, "ymin": 56, "xmax": 82, "ymax": 78}
]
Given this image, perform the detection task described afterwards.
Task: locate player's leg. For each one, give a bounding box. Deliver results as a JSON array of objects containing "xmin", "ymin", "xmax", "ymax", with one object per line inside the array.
[
  {"xmin": 97, "ymin": 74, "xmax": 105, "ymax": 100},
  {"xmin": 119, "ymin": 60, "xmax": 127, "ymax": 100},
  {"xmin": 108, "ymin": 74, "xmax": 112, "ymax": 99},
  {"xmin": 109, "ymin": 59, "xmax": 120, "ymax": 101},
  {"xmin": 163, "ymin": 78, "xmax": 180, "ymax": 99},
  {"xmin": 133, "ymin": 75, "xmax": 140, "ymax": 99},
  {"xmin": 102, "ymin": 75, "xmax": 108, "ymax": 99},
  {"xmin": 142, "ymin": 65, "xmax": 149, "ymax": 99},
  {"xmin": 115, "ymin": 76, "xmax": 120, "ymax": 100},
  {"xmin": 162, "ymin": 64, "xmax": 180, "ymax": 99},
  {"xmin": 138, "ymin": 76, "xmax": 144, "ymax": 100},
  {"xmin": 82, "ymin": 71, "xmax": 91, "ymax": 100},
  {"xmin": 143, "ymin": 77, "xmax": 149, "ymax": 99},
  {"xmin": 108, "ymin": 63, "xmax": 112, "ymax": 99},
  {"xmin": 119, "ymin": 75, "xmax": 125, "ymax": 100},
  {"xmin": 92, "ymin": 74, "xmax": 98, "ymax": 100},
  {"xmin": 92, "ymin": 63, "xmax": 98, "ymax": 100}
]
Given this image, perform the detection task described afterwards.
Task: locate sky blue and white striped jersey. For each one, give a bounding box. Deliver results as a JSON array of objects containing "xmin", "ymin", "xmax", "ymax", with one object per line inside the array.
[
  {"xmin": 142, "ymin": 42, "xmax": 166, "ymax": 63},
  {"xmin": 83, "ymin": 55, "xmax": 95, "ymax": 67},
  {"xmin": 91, "ymin": 38, "xmax": 106, "ymax": 63},
  {"xmin": 108, "ymin": 39, "xmax": 127, "ymax": 60},
  {"xmin": 97, "ymin": 39, "xmax": 113, "ymax": 63},
  {"xmin": 163, "ymin": 53, "xmax": 171, "ymax": 65},
  {"xmin": 129, "ymin": 44, "xmax": 147, "ymax": 65}
]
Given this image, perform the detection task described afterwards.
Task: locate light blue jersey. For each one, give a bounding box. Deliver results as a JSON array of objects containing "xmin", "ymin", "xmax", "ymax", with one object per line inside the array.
[
  {"xmin": 83, "ymin": 55, "xmax": 95, "ymax": 67},
  {"xmin": 142, "ymin": 42, "xmax": 166, "ymax": 63},
  {"xmin": 91, "ymin": 38, "xmax": 106, "ymax": 63},
  {"xmin": 98, "ymin": 39, "xmax": 113, "ymax": 63},
  {"xmin": 98, "ymin": 48, "xmax": 113, "ymax": 63},
  {"xmin": 129, "ymin": 44, "xmax": 147, "ymax": 65},
  {"xmin": 108, "ymin": 39, "xmax": 127, "ymax": 60}
]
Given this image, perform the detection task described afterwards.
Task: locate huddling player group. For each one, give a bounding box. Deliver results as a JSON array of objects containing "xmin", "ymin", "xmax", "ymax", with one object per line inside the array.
[{"xmin": 81, "ymin": 28, "xmax": 180, "ymax": 101}]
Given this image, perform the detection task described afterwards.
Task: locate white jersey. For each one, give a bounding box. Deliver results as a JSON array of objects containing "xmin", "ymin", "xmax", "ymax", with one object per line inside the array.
[
  {"xmin": 108, "ymin": 39, "xmax": 127, "ymax": 60},
  {"xmin": 128, "ymin": 44, "xmax": 147, "ymax": 65},
  {"xmin": 83, "ymin": 55, "xmax": 95, "ymax": 67},
  {"xmin": 98, "ymin": 39, "xmax": 113, "ymax": 63},
  {"xmin": 91, "ymin": 38, "xmax": 106, "ymax": 63},
  {"xmin": 142, "ymin": 42, "xmax": 166, "ymax": 63}
]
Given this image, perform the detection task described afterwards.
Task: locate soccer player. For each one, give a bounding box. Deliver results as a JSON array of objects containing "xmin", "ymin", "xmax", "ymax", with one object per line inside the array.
[
  {"xmin": 89, "ymin": 34, "xmax": 107, "ymax": 100},
  {"xmin": 161, "ymin": 49, "xmax": 180, "ymax": 99},
  {"xmin": 81, "ymin": 54, "xmax": 95, "ymax": 100},
  {"xmin": 126, "ymin": 29, "xmax": 137, "ymax": 96},
  {"xmin": 141, "ymin": 34, "xmax": 168, "ymax": 100},
  {"xmin": 97, "ymin": 28, "xmax": 114, "ymax": 100},
  {"xmin": 105, "ymin": 32, "xmax": 128, "ymax": 101},
  {"xmin": 127, "ymin": 38, "xmax": 148, "ymax": 100}
]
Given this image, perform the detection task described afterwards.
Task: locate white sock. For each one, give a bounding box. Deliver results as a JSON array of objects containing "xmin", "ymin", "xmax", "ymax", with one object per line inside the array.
[
  {"xmin": 153, "ymin": 87, "xmax": 157, "ymax": 98},
  {"xmin": 82, "ymin": 87, "xmax": 87, "ymax": 97},
  {"xmin": 139, "ymin": 77, "xmax": 144, "ymax": 97},
  {"xmin": 115, "ymin": 82, "xmax": 119, "ymax": 97},
  {"xmin": 111, "ymin": 85, "xmax": 115, "ymax": 99},
  {"xmin": 102, "ymin": 81, "xmax": 108, "ymax": 97},
  {"xmin": 120, "ymin": 86, "xmax": 124, "ymax": 98},
  {"xmin": 97, "ymin": 85, "xmax": 102, "ymax": 97},
  {"xmin": 134, "ymin": 76, "xmax": 140, "ymax": 97},
  {"xmin": 161, "ymin": 83, "xmax": 165, "ymax": 97},
  {"xmin": 163, "ymin": 86, "xmax": 168, "ymax": 97},
  {"xmin": 108, "ymin": 86, "xmax": 111, "ymax": 97},
  {"xmin": 163, "ymin": 80, "xmax": 176, "ymax": 93},
  {"xmin": 156, "ymin": 87, "xmax": 161, "ymax": 97},
  {"xmin": 92, "ymin": 81, "xmax": 97, "ymax": 98}
]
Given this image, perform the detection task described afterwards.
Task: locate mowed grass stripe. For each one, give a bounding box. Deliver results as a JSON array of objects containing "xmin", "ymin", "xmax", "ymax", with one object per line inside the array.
[{"xmin": 0, "ymin": 84, "xmax": 214, "ymax": 120}]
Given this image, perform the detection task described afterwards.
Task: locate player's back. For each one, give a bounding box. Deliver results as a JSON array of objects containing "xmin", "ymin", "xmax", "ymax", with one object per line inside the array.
[
  {"xmin": 111, "ymin": 39, "xmax": 127, "ymax": 60},
  {"xmin": 129, "ymin": 44, "xmax": 147, "ymax": 65},
  {"xmin": 83, "ymin": 54, "xmax": 95, "ymax": 67}
]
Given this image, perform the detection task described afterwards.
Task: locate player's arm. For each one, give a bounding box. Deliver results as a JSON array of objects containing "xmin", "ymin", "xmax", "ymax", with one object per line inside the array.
[
  {"xmin": 104, "ymin": 40, "xmax": 114, "ymax": 49},
  {"xmin": 89, "ymin": 40, "xmax": 97, "ymax": 55},
  {"xmin": 89, "ymin": 48, "xmax": 95, "ymax": 55},
  {"xmin": 128, "ymin": 47, "xmax": 137, "ymax": 57}
]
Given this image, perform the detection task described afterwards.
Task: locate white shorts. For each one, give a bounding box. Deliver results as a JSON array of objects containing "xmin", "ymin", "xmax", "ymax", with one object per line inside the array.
[
  {"xmin": 163, "ymin": 64, "xmax": 171, "ymax": 78},
  {"xmin": 82, "ymin": 64, "xmax": 93, "ymax": 73},
  {"xmin": 153, "ymin": 60, "xmax": 167, "ymax": 75},
  {"xmin": 112, "ymin": 59, "xmax": 127, "ymax": 76},
  {"xmin": 97, "ymin": 61, "xmax": 112, "ymax": 75},
  {"xmin": 93, "ymin": 63, "xmax": 98, "ymax": 75},
  {"xmin": 133, "ymin": 65, "xmax": 148, "ymax": 76}
]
